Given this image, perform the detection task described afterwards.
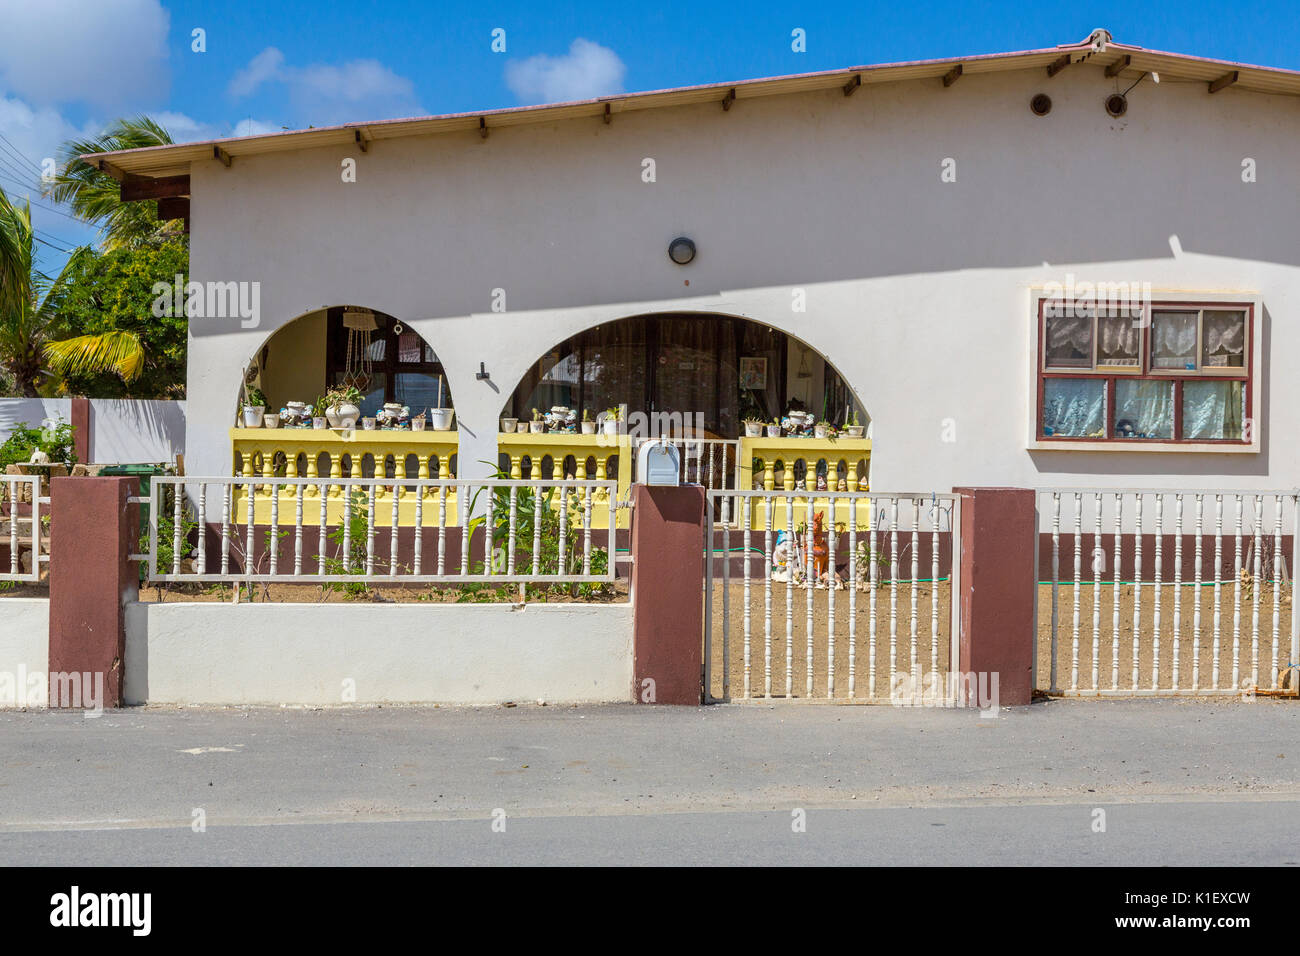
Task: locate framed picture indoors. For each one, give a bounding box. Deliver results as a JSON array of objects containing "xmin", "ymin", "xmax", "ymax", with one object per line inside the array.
[{"xmin": 739, "ymin": 356, "xmax": 767, "ymax": 390}]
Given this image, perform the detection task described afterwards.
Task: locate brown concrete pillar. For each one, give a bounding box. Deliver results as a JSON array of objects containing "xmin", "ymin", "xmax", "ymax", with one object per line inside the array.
[
  {"xmin": 953, "ymin": 487, "xmax": 1036, "ymax": 707},
  {"xmin": 69, "ymin": 397, "xmax": 90, "ymax": 465},
  {"xmin": 48, "ymin": 476, "xmax": 139, "ymax": 708},
  {"xmin": 631, "ymin": 484, "xmax": 705, "ymax": 705}
]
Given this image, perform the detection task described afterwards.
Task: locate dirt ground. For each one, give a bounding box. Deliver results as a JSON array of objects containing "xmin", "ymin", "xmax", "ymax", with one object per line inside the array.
[
  {"xmin": 708, "ymin": 578, "xmax": 952, "ymax": 701},
  {"xmin": 1034, "ymin": 579, "xmax": 1293, "ymax": 694},
  {"xmin": 708, "ymin": 577, "xmax": 1295, "ymax": 701}
]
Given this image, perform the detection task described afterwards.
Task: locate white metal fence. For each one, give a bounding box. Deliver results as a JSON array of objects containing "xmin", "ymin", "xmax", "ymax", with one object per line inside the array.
[
  {"xmin": 638, "ymin": 438, "xmax": 741, "ymax": 519},
  {"xmin": 138, "ymin": 475, "xmax": 621, "ymax": 585},
  {"xmin": 704, "ymin": 489, "xmax": 961, "ymax": 702},
  {"xmin": 0, "ymin": 475, "xmax": 45, "ymax": 583},
  {"xmin": 1039, "ymin": 489, "xmax": 1300, "ymax": 696}
]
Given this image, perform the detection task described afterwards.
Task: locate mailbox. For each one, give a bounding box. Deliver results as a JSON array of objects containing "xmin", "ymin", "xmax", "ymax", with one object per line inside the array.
[{"xmin": 636, "ymin": 439, "xmax": 682, "ymax": 486}]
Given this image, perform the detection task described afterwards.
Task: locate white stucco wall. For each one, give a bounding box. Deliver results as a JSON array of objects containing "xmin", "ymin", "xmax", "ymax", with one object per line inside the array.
[
  {"xmin": 185, "ymin": 63, "xmax": 1300, "ymax": 492},
  {"xmin": 88, "ymin": 399, "xmax": 185, "ymax": 464},
  {"xmin": 0, "ymin": 598, "xmax": 48, "ymax": 708},
  {"xmin": 124, "ymin": 601, "xmax": 633, "ymax": 705}
]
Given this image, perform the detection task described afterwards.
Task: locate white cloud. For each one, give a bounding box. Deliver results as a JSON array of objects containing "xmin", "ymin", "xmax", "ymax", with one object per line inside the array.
[
  {"xmin": 232, "ymin": 118, "xmax": 280, "ymax": 138},
  {"xmin": 0, "ymin": 0, "xmax": 170, "ymax": 108},
  {"xmin": 228, "ymin": 47, "xmax": 285, "ymax": 98},
  {"xmin": 228, "ymin": 47, "xmax": 421, "ymax": 125},
  {"xmin": 505, "ymin": 39, "xmax": 626, "ymax": 105},
  {"xmin": 153, "ymin": 111, "xmax": 220, "ymax": 143}
]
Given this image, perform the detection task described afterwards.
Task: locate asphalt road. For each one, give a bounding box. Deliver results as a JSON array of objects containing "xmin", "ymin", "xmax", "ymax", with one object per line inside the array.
[{"xmin": 2, "ymin": 698, "xmax": 1297, "ymax": 865}]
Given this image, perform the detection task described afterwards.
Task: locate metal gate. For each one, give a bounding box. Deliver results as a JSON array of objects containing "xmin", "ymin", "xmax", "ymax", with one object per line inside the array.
[
  {"xmin": 1037, "ymin": 488, "xmax": 1300, "ymax": 697},
  {"xmin": 704, "ymin": 489, "xmax": 961, "ymax": 702}
]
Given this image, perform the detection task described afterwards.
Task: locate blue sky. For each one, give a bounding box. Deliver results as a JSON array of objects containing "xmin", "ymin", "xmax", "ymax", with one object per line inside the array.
[{"xmin": 3, "ymin": 0, "xmax": 1300, "ymax": 272}]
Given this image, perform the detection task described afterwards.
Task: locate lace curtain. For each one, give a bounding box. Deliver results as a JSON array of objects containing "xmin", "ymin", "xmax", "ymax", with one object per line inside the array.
[
  {"xmin": 1152, "ymin": 312, "xmax": 1198, "ymax": 368},
  {"xmin": 1045, "ymin": 315, "xmax": 1091, "ymax": 365},
  {"xmin": 1043, "ymin": 379, "xmax": 1105, "ymax": 437},
  {"xmin": 1183, "ymin": 380, "xmax": 1244, "ymax": 440},
  {"xmin": 1114, "ymin": 380, "xmax": 1173, "ymax": 438}
]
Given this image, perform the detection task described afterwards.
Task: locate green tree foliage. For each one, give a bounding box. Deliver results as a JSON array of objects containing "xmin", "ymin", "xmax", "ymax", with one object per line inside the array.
[{"xmin": 42, "ymin": 240, "xmax": 188, "ymax": 398}]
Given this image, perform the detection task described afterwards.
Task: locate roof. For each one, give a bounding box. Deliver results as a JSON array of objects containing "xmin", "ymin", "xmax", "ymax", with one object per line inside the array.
[{"xmin": 84, "ymin": 30, "xmax": 1300, "ymax": 180}]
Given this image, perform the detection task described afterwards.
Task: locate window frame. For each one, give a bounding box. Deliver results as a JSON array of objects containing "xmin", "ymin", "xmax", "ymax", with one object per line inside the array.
[{"xmin": 1031, "ymin": 295, "xmax": 1258, "ymax": 451}]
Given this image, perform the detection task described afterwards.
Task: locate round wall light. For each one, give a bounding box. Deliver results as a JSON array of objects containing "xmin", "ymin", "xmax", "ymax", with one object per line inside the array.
[
  {"xmin": 668, "ymin": 237, "xmax": 696, "ymax": 265},
  {"xmin": 1105, "ymin": 93, "xmax": 1128, "ymax": 117},
  {"xmin": 1030, "ymin": 93, "xmax": 1052, "ymax": 116}
]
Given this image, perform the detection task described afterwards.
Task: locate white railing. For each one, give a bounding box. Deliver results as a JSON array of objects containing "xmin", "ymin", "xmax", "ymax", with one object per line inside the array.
[
  {"xmin": 1, "ymin": 476, "xmax": 45, "ymax": 583},
  {"xmin": 1039, "ymin": 489, "xmax": 1300, "ymax": 696},
  {"xmin": 705, "ymin": 489, "xmax": 961, "ymax": 702},
  {"xmin": 139, "ymin": 476, "xmax": 620, "ymax": 585}
]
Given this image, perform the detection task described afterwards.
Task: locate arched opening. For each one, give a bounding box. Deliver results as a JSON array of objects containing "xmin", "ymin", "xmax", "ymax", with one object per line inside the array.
[
  {"xmin": 501, "ymin": 312, "xmax": 867, "ymax": 438},
  {"xmin": 241, "ymin": 306, "xmax": 454, "ymax": 421},
  {"xmin": 232, "ymin": 306, "xmax": 457, "ymax": 480}
]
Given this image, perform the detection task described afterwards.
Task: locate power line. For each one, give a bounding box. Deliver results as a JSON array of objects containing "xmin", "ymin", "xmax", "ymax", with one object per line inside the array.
[{"xmin": 0, "ymin": 132, "xmax": 43, "ymax": 176}]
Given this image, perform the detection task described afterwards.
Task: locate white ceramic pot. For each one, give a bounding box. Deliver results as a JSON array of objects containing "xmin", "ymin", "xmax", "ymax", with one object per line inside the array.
[
  {"xmin": 602, "ymin": 419, "xmax": 619, "ymax": 436},
  {"xmin": 744, "ymin": 422, "xmax": 762, "ymax": 437},
  {"xmin": 361, "ymin": 417, "xmax": 376, "ymax": 431},
  {"xmin": 312, "ymin": 417, "xmax": 328, "ymax": 429},
  {"xmin": 263, "ymin": 415, "xmax": 281, "ymax": 429},
  {"xmin": 516, "ymin": 422, "xmax": 528, "ymax": 433},
  {"xmin": 412, "ymin": 417, "xmax": 427, "ymax": 431},
  {"xmin": 814, "ymin": 425, "xmax": 828, "ymax": 439},
  {"xmin": 529, "ymin": 420, "xmax": 545, "ymax": 434},
  {"xmin": 242, "ymin": 405, "xmax": 265, "ymax": 428},
  {"xmin": 766, "ymin": 425, "xmax": 781, "ymax": 438},
  {"xmin": 326, "ymin": 402, "xmax": 360, "ymax": 429},
  {"xmin": 581, "ymin": 421, "xmax": 597, "ymax": 435},
  {"xmin": 845, "ymin": 425, "xmax": 864, "ymax": 438},
  {"xmin": 501, "ymin": 417, "xmax": 518, "ymax": 433},
  {"xmin": 428, "ymin": 408, "xmax": 454, "ymax": 431}
]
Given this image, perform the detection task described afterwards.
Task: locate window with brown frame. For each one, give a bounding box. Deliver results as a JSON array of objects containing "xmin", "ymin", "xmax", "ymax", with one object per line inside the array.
[
  {"xmin": 325, "ymin": 308, "xmax": 450, "ymax": 418},
  {"xmin": 1037, "ymin": 301, "xmax": 1252, "ymax": 443}
]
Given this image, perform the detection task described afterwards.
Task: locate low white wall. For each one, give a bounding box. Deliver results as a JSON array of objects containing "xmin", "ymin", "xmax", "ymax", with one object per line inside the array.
[
  {"xmin": 0, "ymin": 598, "xmax": 48, "ymax": 708},
  {"xmin": 0, "ymin": 399, "xmax": 71, "ymax": 442},
  {"xmin": 89, "ymin": 399, "xmax": 185, "ymax": 465},
  {"xmin": 124, "ymin": 601, "xmax": 633, "ymax": 705}
]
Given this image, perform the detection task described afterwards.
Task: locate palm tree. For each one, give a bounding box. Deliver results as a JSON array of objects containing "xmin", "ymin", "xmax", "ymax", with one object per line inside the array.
[
  {"xmin": 0, "ymin": 186, "xmax": 143, "ymax": 396},
  {"xmin": 42, "ymin": 116, "xmax": 180, "ymax": 251}
]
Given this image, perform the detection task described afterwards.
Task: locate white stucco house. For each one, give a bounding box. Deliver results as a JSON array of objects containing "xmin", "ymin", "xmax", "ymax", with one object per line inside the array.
[{"xmin": 82, "ymin": 29, "xmax": 1299, "ymax": 499}]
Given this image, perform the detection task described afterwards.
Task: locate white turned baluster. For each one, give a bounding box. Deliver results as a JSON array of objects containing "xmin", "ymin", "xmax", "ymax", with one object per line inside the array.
[
  {"xmin": 764, "ymin": 502, "xmax": 774, "ymax": 699},
  {"xmin": 1212, "ymin": 495, "xmax": 1224, "ymax": 690},
  {"xmin": 889, "ymin": 497, "xmax": 899, "ymax": 692},
  {"xmin": 365, "ymin": 483, "xmax": 377, "ymax": 577},
  {"xmin": 1193, "ymin": 496, "xmax": 1204, "ymax": 691},
  {"xmin": 1172, "ymin": 496, "xmax": 1184, "ymax": 692},
  {"xmin": 930, "ymin": 497, "xmax": 939, "ymax": 680},
  {"xmin": 1232, "ymin": 495, "xmax": 1243, "ymax": 691},
  {"xmin": 1050, "ymin": 493, "xmax": 1060, "ymax": 692},
  {"xmin": 805, "ymin": 495, "xmax": 814, "ymax": 698},
  {"xmin": 1131, "ymin": 494, "xmax": 1142, "ymax": 691},
  {"xmin": 743, "ymin": 496, "xmax": 752, "ymax": 699},
  {"xmin": 221, "ymin": 483, "xmax": 231, "ymax": 576},
  {"xmin": 532, "ymin": 483, "xmax": 543, "ymax": 578},
  {"xmin": 1072, "ymin": 494, "xmax": 1082, "ymax": 692},
  {"xmin": 1272, "ymin": 495, "xmax": 1283, "ymax": 689},
  {"xmin": 1152, "ymin": 495, "xmax": 1163, "ymax": 690},
  {"xmin": 910, "ymin": 497, "xmax": 920, "ymax": 690},
  {"xmin": 1091, "ymin": 493, "xmax": 1102, "ymax": 693},
  {"xmin": 1252, "ymin": 495, "xmax": 1263, "ymax": 691},
  {"xmin": 1112, "ymin": 494, "xmax": 1122, "ymax": 691},
  {"xmin": 293, "ymin": 481, "xmax": 304, "ymax": 576},
  {"xmin": 827, "ymin": 497, "xmax": 837, "ymax": 698},
  {"xmin": 507, "ymin": 486, "xmax": 518, "ymax": 576},
  {"xmin": 785, "ymin": 494, "xmax": 795, "ymax": 698},
  {"xmin": 848, "ymin": 498, "xmax": 858, "ymax": 700},
  {"xmin": 437, "ymin": 486, "xmax": 447, "ymax": 576},
  {"xmin": 869, "ymin": 504, "xmax": 879, "ymax": 699},
  {"xmin": 172, "ymin": 482, "xmax": 183, "ymax": 576},
  {"xmin": 268, "ymin": 484, "xmax": 279, "ymax": 576},
  {"xmin": 197, "ymin": 484, "xmax": 207, "ymax": 577},
  {"xmin": 412, "ymin": 486, "xmax": 423, "ymax": 577}
]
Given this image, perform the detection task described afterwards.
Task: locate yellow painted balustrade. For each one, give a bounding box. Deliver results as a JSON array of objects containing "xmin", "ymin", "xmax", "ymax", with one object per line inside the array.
[
  {"xmin": 229, "ymin": 427, "xmax": 460, "ymax": 526},
  {"xmin": 737, "ymin": 436, "xmax": 872, "ymax": 532},
  {"xmin": 498, "ymin": 431, "xmax": 631, "ymax": 529}
]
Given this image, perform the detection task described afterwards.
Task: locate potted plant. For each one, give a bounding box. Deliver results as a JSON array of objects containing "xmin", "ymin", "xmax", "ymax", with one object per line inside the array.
[
  {"xmin": 580, "ymin": 408, "xmax": 597, "ymax": 435},
  {"xmin": 516, "ymin": 421, "xmax": 528, "ymax": 433},
  {"xmin": 844, "ymin": 411, "xmax": 865, "ymax": 438},
  {"xmin": 501, "ymin": 414, "xmax": 518, "ymax": 433},
  {"xmin": 742, "ymin": 417, "xmax": 763, "ymax": 438},
  {"xmin": 813, "ymin": 420, "xmax": 837, "ymax": 440},
  {"xmin": 529, "ymin": 408, "xmax": 546, "ymax": 434},
  {"xmin": 602, "ymin": 407, "xmax": 622, "ymax": 437},
  {"xmin": 766, "ymin": 419, "xmax": 782, "ymax": 438},
  {"xmin": 412, "ymin": 411, "xmax": 427, "ymax": 431},
  {"xmin": 263, "ymin": 407, "xmax": 281, "ymax": 428},
  {"xmin": 242, "ymin": 387, "xmax": 266, "ymax": 428},
  {"xmin": 324, "ymin": 385, "xmax": 363, "ymax": 429}
]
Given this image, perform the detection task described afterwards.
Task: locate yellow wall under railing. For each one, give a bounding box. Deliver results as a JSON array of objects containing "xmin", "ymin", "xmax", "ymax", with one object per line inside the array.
[
  {"xmin": 499, "ymin": 432, "xmax": 631, "ymax": 529},
  {"xmin": 737, "ymin": 436, "xmax": 872, "ymax": 532}
]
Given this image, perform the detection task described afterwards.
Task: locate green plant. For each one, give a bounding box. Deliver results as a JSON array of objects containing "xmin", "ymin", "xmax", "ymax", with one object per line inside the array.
[
  {"xmin": 531, "ymin": 407, "xmax": 541, "ymax": 421},
  {"xmin": 582, "ymin": 408, "xmax": 592, "ymax": 422},
  {"xmin": 0, "ymin": 419, "xmax": 77, "ymax": 468},
  {"xmin": 604, "ymin": 407, "xmax": 621, "ymax": 421},
  {"xmin": 244, "ymin": 386, "xmax": 266, "ymax": 409},
  {"xmin": 325, "ymin": 385, "xmax": 362, "ymax": 408},
  {"xmin": 322, "ymin": 488, "xmax": 373, "ymax": 598},
  {"xmin": 142, "ymin": 492, "xmax": 196, "ymax": 584},
  {"xmin": 312, "ymin": 395, "xmax": 328, "ymax": 417},
  {"xmin": 849, "ymin": 410, "xmax": 860, "ymax": 427}
]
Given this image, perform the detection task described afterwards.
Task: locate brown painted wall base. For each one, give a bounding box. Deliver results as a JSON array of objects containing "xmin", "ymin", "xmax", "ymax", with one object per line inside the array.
[
  {"xmin": 48, "ymin": 476, "xmax": 138, "ymax": 708},
  {"xmin": 632, "ymin": 485, "xmax": 705, "ymax": 705},
  {"xmin": 955, "ymin": 487, "xmax": 1035, "ymax": 707}
]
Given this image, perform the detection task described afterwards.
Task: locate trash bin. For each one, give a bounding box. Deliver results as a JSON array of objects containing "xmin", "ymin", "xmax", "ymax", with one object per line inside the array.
[{"xmin": 98, "ymin": 463, "xmax": 173, "ymax": 534}]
